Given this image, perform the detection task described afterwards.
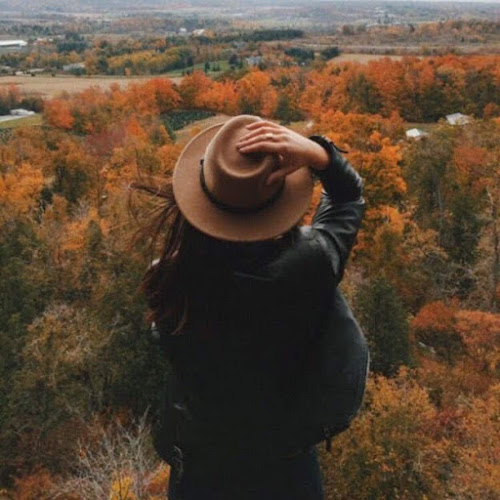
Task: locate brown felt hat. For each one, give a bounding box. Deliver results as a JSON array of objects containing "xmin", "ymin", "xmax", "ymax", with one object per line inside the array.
[{"xmin": 172, "ymin": 114, "xmax": 313, "ymax": 242}]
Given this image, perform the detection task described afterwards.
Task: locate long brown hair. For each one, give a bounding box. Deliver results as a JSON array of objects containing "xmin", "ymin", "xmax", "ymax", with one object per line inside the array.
[
  {"xmin": 128, "ymin": 178, "xmax": 188, "ymax": 335},
  {"xmin": 129, "ymin": 177, "xmax": 300, "ymax": 337}
]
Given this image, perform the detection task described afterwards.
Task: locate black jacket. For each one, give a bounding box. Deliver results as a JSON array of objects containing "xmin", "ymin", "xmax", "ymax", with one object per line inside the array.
[{"xmin": 153, "ymin": 142, "xmax": 367, "ymax": 459}]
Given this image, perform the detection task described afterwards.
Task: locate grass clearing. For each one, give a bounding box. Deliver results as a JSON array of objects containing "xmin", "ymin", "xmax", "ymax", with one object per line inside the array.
[
  {"xmin": 0, "ymin": 74, "xmax": 182, "ymax": 99},
  {"xmin": 165, "ymin": 59, "xmax": 232, "ymax": 77},
  {"xmin": 0, "ymin": 114, "xmax": 42, "ymax": 129}
]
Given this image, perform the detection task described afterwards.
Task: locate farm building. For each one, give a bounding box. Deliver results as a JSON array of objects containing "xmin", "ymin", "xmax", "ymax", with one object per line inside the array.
[
  {"xmin": 446, "ymin": 113, "xmax": 472, "ymax": 126},
  {"xmin": 0, "ymin": 40, "xmax": 28, "ymax": 51},
  {"xmin": 62, "ymin": 62, "xmax": 86, "ymax": 72},
  {"xmin": 406, "ymin": 128, "xmax": 428, "ymax": 140},
  {"xmin": 10, "ymin": 109, "xmax": 36, "ymax": 117},
  {"xmin": 246, "ymin": 56, "xmax": 264, "ymax": 67}
]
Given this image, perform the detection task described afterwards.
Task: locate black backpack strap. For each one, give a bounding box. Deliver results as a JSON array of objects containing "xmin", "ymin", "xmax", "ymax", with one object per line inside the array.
[{"xmin": 167, "ymin": 444, "xmax": 185, "ymax": 499}]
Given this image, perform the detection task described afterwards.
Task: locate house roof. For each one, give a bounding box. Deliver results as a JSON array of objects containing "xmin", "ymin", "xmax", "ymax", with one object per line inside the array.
[{"xmin": 0, "ymin": 40, "xmax": 27, "ymax": 47}]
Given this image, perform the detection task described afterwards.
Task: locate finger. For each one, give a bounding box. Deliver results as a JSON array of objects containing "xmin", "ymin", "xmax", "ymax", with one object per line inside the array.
[
  {"xmin": 237, "ymin": 134, "xmax": 284, "ymax": 150},
  {"xmin": 237, "ymin": 128, "xmax": 278, "ymax": 144},
  {"xmin": 237, "ymin": 127, "xmax": 282, "ymax": 144},
  {"xmin": 238, "ymin": 140, "xmax": 283, "ymax": 155}
]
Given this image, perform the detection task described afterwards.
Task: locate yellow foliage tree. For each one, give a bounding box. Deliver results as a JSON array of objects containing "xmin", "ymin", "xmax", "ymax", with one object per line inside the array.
[
  {"xmin": 109, "ymin": 474, "xmax": 137, "ymax": 500},
  {"xmin": 0, "ymin": 162, "xmax": 44, "ymax": 219},
  {"xmin": 320, "ymin": 369, "xmax": 451, "ymax": 500}
]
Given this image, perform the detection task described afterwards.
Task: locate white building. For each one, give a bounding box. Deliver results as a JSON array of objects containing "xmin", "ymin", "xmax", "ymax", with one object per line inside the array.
[
  {"xmin": 245, "ymin": 56, "xmax": 264, "ymax": 67},
  {"xmin": 406, "ymin": 128, "xmax": 428, "ymax": 140},
  {"xmin": 62, "ymin": 62, "xmax": 85, "ymax": 72},
  {"xmin": 10, "ymin": 109, "xmax": 36, "ymax": 117},
  {"xmin": 0, "ymin": 40, "xmax": 28, "ymax": 49},
  {"xmin": 446, "ymin": 113, "xmax": 471, "ymax": 126}
]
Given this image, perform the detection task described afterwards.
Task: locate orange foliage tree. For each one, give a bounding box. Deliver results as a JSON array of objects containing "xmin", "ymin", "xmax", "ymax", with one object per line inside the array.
[
  {"xmin": 179, "ymin": 70, "xmax": 213, "ymax": 109},
  {"xmin": 237, "ymin": 68, "xmax": 278, "ymax": 117},
  {"xmin": 413, "ymin": 300, "xmax": 500, "ymax": 373},
  {"xmin": 44, "ymin": 98, "xmax": 75, "ymax": 129}
]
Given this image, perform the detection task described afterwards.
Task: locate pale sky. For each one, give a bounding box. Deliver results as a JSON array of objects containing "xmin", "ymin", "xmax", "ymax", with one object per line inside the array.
[{"xmin": 337, "ymin": 0, "xmax": 499, "ymax": 3}]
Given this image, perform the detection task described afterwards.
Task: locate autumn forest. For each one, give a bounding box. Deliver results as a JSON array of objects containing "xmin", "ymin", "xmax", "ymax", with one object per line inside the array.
[{"xmin": 1, "ymin": 4, "xmax": 500, "ymax": 499}]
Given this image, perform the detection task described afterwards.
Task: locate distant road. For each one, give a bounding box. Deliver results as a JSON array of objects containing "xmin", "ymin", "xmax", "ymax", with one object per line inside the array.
[
  {"xmin": 0, "ymin": 115, "xmax": 26, "ymax": 123},
  {"xmin": 338, "ymin": 44, "xmax": 500, "ymax": 55},
  {"xmin": 0, "ymin": 74, "xmax": 183, "ymax": 98}
]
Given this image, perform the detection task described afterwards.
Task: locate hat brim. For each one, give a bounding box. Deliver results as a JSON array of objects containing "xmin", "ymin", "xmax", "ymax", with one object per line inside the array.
[{"xmin": 173, "ymin": 120, "xmax": 313, "ymax": 242}]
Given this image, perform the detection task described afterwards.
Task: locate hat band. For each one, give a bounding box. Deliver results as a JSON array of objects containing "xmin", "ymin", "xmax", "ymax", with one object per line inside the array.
[{"xmin": 199, "ymin": 158, "xmax": 284, "ymax": 215}]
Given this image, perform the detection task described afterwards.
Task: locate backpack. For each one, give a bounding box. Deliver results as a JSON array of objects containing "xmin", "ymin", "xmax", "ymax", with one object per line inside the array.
[
  {"xmin": 151, "ymin": 287, "xmax": 370, "ymax": 464},
  {"xmin": 282, "ymin": 287, "xmax": 370, "ymax": 452}
]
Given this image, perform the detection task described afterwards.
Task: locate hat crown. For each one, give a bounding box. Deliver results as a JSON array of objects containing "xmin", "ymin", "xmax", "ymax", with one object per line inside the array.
[
  {"xmin": 202, "ymin": 115, "xmax": 282, "ymax": 210},
  {"xmin": 172, "ymin": 114, "xmax": 313, "ymax": 242}
]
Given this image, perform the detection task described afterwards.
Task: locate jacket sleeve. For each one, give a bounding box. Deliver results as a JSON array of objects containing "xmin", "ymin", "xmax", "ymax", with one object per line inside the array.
[{"xmin": 309, "ymin": 140, "xmax": 366, "ymax": 287}]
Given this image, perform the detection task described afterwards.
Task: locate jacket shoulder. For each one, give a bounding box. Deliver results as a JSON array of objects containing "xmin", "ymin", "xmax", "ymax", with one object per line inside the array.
[{"xmin": 260, "ymin": 226, "xmax": 332, "ymax": 283}]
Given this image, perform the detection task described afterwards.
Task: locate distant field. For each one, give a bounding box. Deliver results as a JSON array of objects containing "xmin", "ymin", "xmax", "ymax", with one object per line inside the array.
[
  {"xmin": 0, "ymin": 114, "xmax": 42, "ymax": 129},
  {"xmin": 329, "ymin": 53, "xmax": 405, "ymax": 64},
  {"xmin": 0, "ymin": 54, "xmax": 416, "ymax": 98},
  {"xmin": 0, "ymin": 54, "xmax": 407, "ymax": 98},
  {"xmin": 0, "ymin": 74, "xmax": 182, "ymax": 98}
]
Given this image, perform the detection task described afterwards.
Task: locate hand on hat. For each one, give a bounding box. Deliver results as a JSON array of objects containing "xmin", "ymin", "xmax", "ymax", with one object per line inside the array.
[{"xmin": 235, "ymin": 120, "xmax": 330, "ymax": 186}]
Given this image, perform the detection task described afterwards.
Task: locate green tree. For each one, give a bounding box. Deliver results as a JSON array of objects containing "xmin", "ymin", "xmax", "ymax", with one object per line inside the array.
[
  {"xmin": 274, "ymin": 94, "xmax": 303, "ymax": 124},
  {"xmin": 355, "ymin": 275, "xmax": 412, "ymax": 377},
  {"xmin": 320, "ymin": 46, "xmax": 339, "ymax": 60},
  {"xmin": 228, "ymin": 53, "xmax": 239, "ymax": 67},
  {"xmin": 403, "ymin": 126, "xmax": 457, "ymax": 245},
  {"xmin": 346, "ymin": 73, "xmax": 382, "ymax": 114}
]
